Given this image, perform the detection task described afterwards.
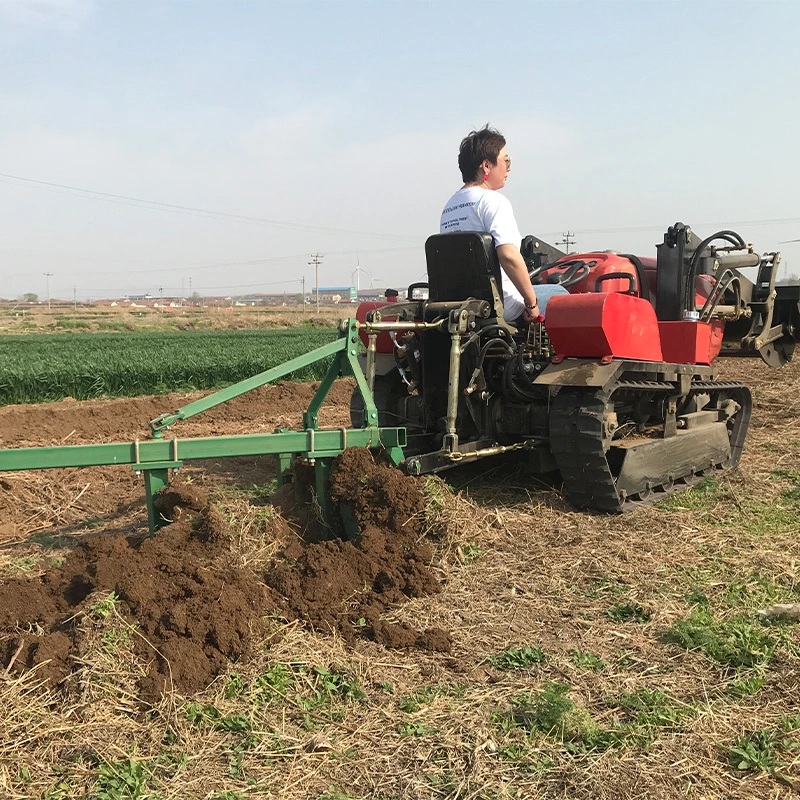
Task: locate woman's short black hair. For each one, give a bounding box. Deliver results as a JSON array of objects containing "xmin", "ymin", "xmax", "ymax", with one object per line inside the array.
[{"xmin": 458, "ymin": 125, "xmax": 506, "ymax": 183}]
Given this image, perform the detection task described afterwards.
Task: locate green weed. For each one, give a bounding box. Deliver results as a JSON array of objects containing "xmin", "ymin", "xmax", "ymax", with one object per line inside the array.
[
  {"xmin": 606, "ymin": 602, "xmax": 652, "ymax": 623},
  {"xmin": 397, "ymin": 683, "xmax": 466, "ymax": 713},
  {"xmin": 728, "ymin": 730, "xmax": 783, "ymax": 772},
  {"xmin": 422, "ymin": 475, "xmax": 453, "ymax": 514},
  {"xmin": 459, "ymin": 542, "xmax": 482, "ymax": 564},
  {"xmin": 616, "ymin": 687, "xmax": 694, "ymax": 732},
  {"xmin": 725, "ymin": 670, "xmax": 766, "ymax": 698},
  {"xmin": 662, "ymin": 607, "xmax": 775, "ymax": 668},
  {"xmin": 497, "ymin": 743, "xmax": 554, "ymax": 777},
  {"xmin": 100, "ymin": 626, "xmax": 131, "ymax": 653},
  {"xmin": 723, "ymin": 573, "xmax": 783, "ymax": 609},
  {"xmin": 185, "ymin": 703, "xmax": 250, "ymax": 732},
  {"xmin": 316, "ymin": 789, "xmax": 358, "ymax": 800},
  {"xmin": 93, "ymin": 756, "xmax": 151, "ymax": 800},
  {"xmin": 570, "ymin": 648, "xmax": 607, "ymax": 672},
  {"xmin": 7, "ymin": 555, "xmax": 40, "ymax": 573},
  {"xmin": 506, "ymin": 682, "xmax": 605, "ymax": 746},
  {"xmin": 780, "ymin": 714, "xmax": 800, "ymax": 732},
  {"xmin": 398, "ymin": 720, "xmax": 438, "ymax": 737},
  {"xmin": 89, "ymin": 591, "xmax": 120, "ymax": 620},
  {"xmin": 253, "ymin": 663, "xmax": 295, "ymax": 702},
  {"xmin": 487, "ymin": 645, "xmax": 545, "ymax": 670},
  {"xmin": 227, "ymin": 732, "xmax": 261, "ymax": 778}
]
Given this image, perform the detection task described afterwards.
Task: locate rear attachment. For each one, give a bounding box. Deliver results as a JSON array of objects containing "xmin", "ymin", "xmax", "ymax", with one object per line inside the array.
[{"xmin": 0, "ymin": 319, "xmax": 406, "ymax": 534}]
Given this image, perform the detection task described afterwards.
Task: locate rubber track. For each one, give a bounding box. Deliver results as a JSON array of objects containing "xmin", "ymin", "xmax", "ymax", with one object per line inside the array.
[{"xmin": 549, "ymin": 380, "xmax": 752, "ymax": 513}]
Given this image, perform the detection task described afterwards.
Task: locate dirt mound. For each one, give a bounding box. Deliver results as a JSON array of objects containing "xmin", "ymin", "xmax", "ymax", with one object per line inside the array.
[
  {"xmin": 0, "ymin": 491, "xmax": 279, "ymax": 697},
  {"xmin": 0, "ymin": 450, "xmax": 449, "ymax": 698},
  {"xmin": 268, "ymin": 448, "xmax": 450, "ymax": 650}
]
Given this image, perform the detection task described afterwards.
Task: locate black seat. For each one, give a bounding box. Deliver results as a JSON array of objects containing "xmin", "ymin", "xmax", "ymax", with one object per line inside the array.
[{"xmin": 424, "ymin": 232, "xmax": 505, "ymax": 318}]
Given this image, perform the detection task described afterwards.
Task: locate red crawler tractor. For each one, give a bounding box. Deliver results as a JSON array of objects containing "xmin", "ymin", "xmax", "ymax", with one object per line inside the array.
[
  {"xmin": 352, "ymin": 223, "xmax": 800, "ymax": 511},
  {"xmin": 0, "ymin": 223, "xmax": 796, "ymax": 531}
]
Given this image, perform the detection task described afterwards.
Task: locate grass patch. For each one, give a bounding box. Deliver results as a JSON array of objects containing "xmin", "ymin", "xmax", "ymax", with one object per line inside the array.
[
  {"xmin": 725, "ymin": 670, "xmax": 766, "ymax": 698},
  {"xmin": 94, "ymin": 755, "xmax": 152, "ymax": 799},
  {"xmin": 726, "ymin": 727, "xmax": 800, "ymax": 787},
  {"xmin": 219, "ymin": 662, "xmax": 366, "ymax": 728},
  {"xmin": 662, "ymin": 607, "xmax": 775, "ymax": 668},
  {"xmin": 487, "ymin": 645, "xmax": 546, "ymax": 670},
  {"xmin": 397, "ymin": 682, "xmax": 466, "ymax": 713},
  {"xmin": 501, "ymin": 682, "xmax": 606, "ymax": 749},
  {"xmin": 606, "ymin": 602, "xmax": 651, "ymax": 623},
  {"xmin": 659, "ymin": 476, "xmax": 724, "ymax": 511},
  {"xmin": 570, "ymin": 648, "xmax": 607, "ymax": 672}
]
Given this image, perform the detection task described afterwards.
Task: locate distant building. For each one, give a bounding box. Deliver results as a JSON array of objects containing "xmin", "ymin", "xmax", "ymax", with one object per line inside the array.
[{"xmin": 311, "ymin": 286, "xmax": 358, "ymax": 303}]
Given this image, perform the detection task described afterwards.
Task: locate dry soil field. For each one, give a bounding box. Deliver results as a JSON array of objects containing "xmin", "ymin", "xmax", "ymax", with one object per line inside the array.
[{"xmin": 0, "ymin": 356, "xmax": 799, "ymax": 800}]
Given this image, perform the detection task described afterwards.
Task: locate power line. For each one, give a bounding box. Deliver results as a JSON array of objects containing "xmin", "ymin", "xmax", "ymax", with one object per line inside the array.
[
  {"xmin": 78, "ymin": 245, "xmax": 421, "ymax": 276},
  {"xmin": 0, "ymin": 172, "xmax": 419, "ymax": 243},
  {"xmin": 2, "ymin": 172, "xmax": 798, "ymax": 242},
  {"xmin": 541, "ymin": 216, "xmax": 800, "ymax": 238}
]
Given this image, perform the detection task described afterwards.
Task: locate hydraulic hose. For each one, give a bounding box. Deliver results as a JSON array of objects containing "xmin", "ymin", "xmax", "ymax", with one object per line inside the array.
[
  {"xmin": 699, "ymin": 269, "xmax": 741, "ymax": 321},
  {"xmin": 684, "ymin": 230, "xmax": 747, "ymax": 312}
]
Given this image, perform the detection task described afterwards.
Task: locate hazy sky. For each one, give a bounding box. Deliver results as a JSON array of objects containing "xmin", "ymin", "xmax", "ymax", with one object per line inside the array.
[{"xmin": 2, "ymin": 0, "xmax": 798, "ymax": 300}]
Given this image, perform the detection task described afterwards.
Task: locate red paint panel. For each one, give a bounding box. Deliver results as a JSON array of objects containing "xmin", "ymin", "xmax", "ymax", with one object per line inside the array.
[
  {"xmin": 658, "ymin": 319, "xmax": 725, "ymax": 365},
  {"xmin": 545, "ymin": 292, "xmax": 664, "ymax": 361},
  {"xmin": 356, "ymin": 302, "xmax": 396, "ymax": 353}
]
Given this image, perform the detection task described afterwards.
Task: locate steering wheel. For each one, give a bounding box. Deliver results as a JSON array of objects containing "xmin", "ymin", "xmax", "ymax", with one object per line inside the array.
[
  {"xmin": 528, "ymin": 262, "xmax": 551, "ymax": 283},
  {"xmin": 536, "ymin": 259, "xmax": 594, "ymax": 288}
]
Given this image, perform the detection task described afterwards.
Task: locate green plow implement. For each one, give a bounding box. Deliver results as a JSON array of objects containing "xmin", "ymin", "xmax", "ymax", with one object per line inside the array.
[{"xmin": 0, "ymin": 319, "xmax": 406, "ymax": 533}]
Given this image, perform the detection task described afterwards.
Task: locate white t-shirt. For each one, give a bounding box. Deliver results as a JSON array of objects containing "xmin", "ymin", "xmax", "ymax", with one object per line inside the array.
[{"xmin": 439, "ymin": 186, "xmax": 525, "ymax": 320}]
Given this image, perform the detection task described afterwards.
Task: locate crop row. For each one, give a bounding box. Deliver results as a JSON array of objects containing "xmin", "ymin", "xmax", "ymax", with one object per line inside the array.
[{"xmin": 0, "ymin": 330, "xmax": 339, "ymax": 404}]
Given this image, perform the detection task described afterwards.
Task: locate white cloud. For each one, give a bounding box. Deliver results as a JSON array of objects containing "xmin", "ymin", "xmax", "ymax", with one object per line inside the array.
[{"xmin": 0, "ymin": 0, "xmax": 94, "ymax": 29}]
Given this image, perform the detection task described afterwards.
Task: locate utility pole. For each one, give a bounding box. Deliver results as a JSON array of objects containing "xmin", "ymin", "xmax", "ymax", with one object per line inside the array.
[
  {"xmin": 43, "ymin": 272, "xmax": 53, "ymax": 312},
  {"xmin": 556, "ymin": 232, "xmax": 576, "ymax": 255},
  {"xmin": 73, "ymin": 286, "xmax": 77, "ymax": 311},
  {"xmin": 301, "ymin": 275, "xmax": 305, "ymax": 305},
  {"xmin": 189, "ymin": 277, "xmax": 192, "ymax": 305},
  {"xmin": 159, "ymin": 287, "xmax": 163, "ymax": 312},
  {"xmin": 308, "ymin": 254, "xmax": 323, "ymax": 314}
]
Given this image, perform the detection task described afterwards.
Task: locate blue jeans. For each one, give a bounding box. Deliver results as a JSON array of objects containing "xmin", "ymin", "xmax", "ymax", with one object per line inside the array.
[{"xmin": 511, "ymin": 284, "xmax": 569, "ymax": 325}]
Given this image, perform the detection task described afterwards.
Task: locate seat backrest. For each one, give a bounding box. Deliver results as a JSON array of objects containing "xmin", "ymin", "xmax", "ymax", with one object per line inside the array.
[{"xmin": 425, "ymin": 232, "xmax": 505, "ymax": 317}]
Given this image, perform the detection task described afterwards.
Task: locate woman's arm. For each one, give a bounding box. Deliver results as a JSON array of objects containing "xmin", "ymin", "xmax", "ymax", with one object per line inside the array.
[{"xmin": 496, "ymin": 244, "xmax": 539, "ymax": 320}]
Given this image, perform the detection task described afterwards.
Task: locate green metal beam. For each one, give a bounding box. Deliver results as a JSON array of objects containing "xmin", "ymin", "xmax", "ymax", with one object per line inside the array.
[
  {"xmin": 0, "ymin": 427, "xmax": 407, "ymax": 472},
  {"xmin": 149, "ymin": 334, "xmax": 349, "ymax": 437}
]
